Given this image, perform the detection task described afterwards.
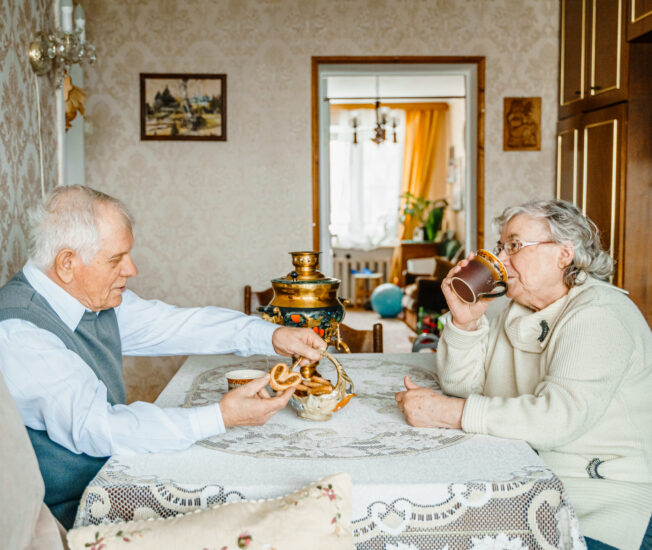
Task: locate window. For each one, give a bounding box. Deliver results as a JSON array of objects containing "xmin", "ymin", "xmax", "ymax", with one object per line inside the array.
[{"xmin": 329, "ymin": 108, "xmax": 405, "ymax": 250}]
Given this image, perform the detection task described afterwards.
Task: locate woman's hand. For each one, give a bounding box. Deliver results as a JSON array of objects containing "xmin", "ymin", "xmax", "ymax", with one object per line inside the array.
[
  {"xmin": 395, "ymin": 376, "xmax": 465, "ymax": 429},
  {"xmin": 441, "ymin": 252, "xmax": 490, "ymax": 331}
]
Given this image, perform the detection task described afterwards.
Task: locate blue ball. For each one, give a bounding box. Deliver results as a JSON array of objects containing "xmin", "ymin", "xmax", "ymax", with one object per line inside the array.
[{"xmin": 370, "ymin": 283, "xmax": 403, "ymax": 318}]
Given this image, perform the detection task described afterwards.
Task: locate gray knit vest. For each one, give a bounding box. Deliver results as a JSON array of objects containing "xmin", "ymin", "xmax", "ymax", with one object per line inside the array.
[{"xmin": 0, "ymin": 270, "xmax": 125, "ymax": 528}]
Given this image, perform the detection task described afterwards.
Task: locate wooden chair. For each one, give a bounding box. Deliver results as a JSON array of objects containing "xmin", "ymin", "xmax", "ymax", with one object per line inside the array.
[
  {"xmin": 337, "ymin": 322, "xmax": 383, "ymax": 353},
  {"xmin": 243, "ymin": 286, "xmax": 274, "ymax": 315}
]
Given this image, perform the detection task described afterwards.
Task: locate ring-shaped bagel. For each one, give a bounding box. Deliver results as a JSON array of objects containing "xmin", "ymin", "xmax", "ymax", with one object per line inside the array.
[{"xmin": 269, "ymin": 363, "xmax": 302, "ymax": 391}]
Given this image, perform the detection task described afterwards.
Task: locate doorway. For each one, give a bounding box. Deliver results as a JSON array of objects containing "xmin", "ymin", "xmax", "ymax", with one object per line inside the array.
[{"xmin": 311, "ymin": 56, "xmax": 485, "ymax": 277}]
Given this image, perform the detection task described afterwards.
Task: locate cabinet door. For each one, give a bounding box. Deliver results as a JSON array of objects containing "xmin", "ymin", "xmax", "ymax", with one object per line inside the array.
[
  {"xmin": 556, "ymin": 114, "xmax": 582, "ymax": 205},
  {"xmin": 628, "ymin": 0, "xmax": 652, "ymax": 41},
  {"xmin": 581, "ymin": 103, "xmax": 626, "ymax": 286},
  {"xmin": 559, "ymin": 0, "xmax": 587, "ymax": 118},
  {"xmin": 559, "ymin": 0, "xmax": 629, "ymax": 118},
  {"xmin": 623, "ymin": 41, "xmax": 652, "ymax": 322},
  {"xmin": 585, "ymin": 0, "xmax": 629, "ymax": 111}
]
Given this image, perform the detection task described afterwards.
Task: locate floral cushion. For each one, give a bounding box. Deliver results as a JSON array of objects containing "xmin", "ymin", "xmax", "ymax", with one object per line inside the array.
[{"xmin": 67, "ymin": 472, "xmax": 354, "ymax": 550}]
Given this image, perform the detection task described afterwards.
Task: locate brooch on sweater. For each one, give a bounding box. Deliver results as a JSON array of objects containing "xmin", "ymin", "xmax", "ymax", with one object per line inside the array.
[
  {"xmin": 537, "ymin": 320, "xmax": 549, "ymax": 342},
  {"xmin": 586, "ymin": 457, "xmax": 605, "ymax": 479}
]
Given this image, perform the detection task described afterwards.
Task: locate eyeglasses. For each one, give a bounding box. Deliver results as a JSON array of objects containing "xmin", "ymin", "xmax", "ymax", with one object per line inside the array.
[{"xmin": 493, "ymin": 239, "xmax": 555, "ymax": 256}]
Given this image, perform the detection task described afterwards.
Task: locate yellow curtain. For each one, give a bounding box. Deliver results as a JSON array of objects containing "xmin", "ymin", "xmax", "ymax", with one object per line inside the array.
[{"xmin": 390, "ymin": 103, "xmax": 449, "ymax": 284}]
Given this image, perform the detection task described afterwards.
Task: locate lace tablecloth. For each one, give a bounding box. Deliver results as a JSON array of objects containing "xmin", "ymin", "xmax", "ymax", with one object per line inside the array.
[{"xmin": 76, "ymin": 353, "xmax": 585, "ymax": 549}]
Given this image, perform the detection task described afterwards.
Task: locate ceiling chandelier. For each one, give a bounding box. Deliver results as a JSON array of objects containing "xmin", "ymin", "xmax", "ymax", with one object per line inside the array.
[
  {"xmin": 369, "ymin": 77, "xmax": 397, "ymax": 145},
  {"xmin": 344, "ymin": 77, "xmax": 400, "ymax": 145},
  {"xmin": 349, "ymin": 102, "xmax": 398, "ymax": 146},
  {"xmin": 371, "ymin": 100, "xmax": 386, "ymax": 144}
]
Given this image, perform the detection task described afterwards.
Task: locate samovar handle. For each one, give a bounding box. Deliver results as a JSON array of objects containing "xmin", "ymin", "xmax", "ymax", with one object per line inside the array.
[
  {"xmin": 289, "ymin": 350, "xmax": 354, "ymax": 395},
  {"xmin": 318, "ymin": 349, "xmax": 354, "ymax": 395}
]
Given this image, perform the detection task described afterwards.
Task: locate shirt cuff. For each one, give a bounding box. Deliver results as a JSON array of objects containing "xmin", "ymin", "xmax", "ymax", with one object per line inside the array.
[
  {"xmin": 188, "ymin": 403, "xmax": 226, "ymax": 440},
  {"xmin": 247, "ymin": 318, "xmax": 279, "ymax": 356},
  {"xmin": 461, "ymin": 393, "xmax": 489, "ymax": 434},
  {"xmin": 441, "ymin": 314, "xmax": 490, "ymax": 349}
]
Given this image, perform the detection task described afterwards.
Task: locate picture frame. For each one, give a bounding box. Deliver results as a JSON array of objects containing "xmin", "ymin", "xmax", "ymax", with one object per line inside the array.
[
  {"xmin": 503, "ymin": 97, "xmax": 541, "ymax": 151},
  {"xmin": 140, "ymin": 73, "xmax": 226, "ymax": 141}
]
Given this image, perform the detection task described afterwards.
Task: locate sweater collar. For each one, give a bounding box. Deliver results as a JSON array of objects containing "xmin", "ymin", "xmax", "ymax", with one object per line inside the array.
[
  {"xmin": 22, "ymin": 261, "xmax": 90, "ymax": 332},
  {"xmin": 503, "ymin": 276, "xmax": 627, "ymax": 352}
]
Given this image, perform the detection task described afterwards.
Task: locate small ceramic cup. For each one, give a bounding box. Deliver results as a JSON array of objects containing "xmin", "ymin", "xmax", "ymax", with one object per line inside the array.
[
  {"xmin": 225, "ymin": 369, "xmax": 266, "ymax": 390},
  {"xmin": 450, "ymin": 249, "xmax": 508, "ymax": 304}
]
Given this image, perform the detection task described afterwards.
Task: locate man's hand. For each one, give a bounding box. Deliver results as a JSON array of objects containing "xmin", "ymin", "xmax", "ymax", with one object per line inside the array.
[
  {"xmin": 219, "ymin": 374, "xmax": 294, "ymax": 428},
  {"xmin": 272, "ymin": 326, "xmax": 326, "ymax": 365},
  {"xmin": 395, "ymin": 376, "xmax": 465, "ymax": 429}
]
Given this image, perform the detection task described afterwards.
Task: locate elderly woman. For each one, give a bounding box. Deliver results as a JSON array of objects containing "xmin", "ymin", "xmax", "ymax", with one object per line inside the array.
[{"xmin": 395, "ymin": 200, "xmax": 651, "ymax": 550}]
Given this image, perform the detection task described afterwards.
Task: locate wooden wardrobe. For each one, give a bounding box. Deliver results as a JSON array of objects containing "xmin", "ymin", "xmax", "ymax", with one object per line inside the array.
[{"xmin": 556, "ymin": 0, "xmax": 652, "ymax": 323}]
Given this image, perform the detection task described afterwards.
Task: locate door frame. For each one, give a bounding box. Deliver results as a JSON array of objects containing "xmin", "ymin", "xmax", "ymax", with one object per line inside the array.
[{"xmin": 311, "ymin": 55, "xmax": 486, "ymax": 254}]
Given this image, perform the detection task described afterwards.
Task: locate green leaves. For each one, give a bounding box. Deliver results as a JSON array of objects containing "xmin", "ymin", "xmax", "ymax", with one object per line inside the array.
[
  {"xmin": 425, "ymin": 201, "xmax": 447, "ymax": 241},
  {"xmin": 400, "ymin": 193, "xmax": 448, "ymax": 241}
]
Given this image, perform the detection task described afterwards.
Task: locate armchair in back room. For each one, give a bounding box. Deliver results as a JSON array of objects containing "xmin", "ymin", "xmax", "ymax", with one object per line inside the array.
[{"xmin": 401, "ymin": 256, "xmax": 455, "ymax": 333}]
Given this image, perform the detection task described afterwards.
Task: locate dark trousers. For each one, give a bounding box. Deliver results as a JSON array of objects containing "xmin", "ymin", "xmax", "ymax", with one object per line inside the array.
[{"xmin": 585, "ymin": 514, "xmax": 652, "ymax": 550}]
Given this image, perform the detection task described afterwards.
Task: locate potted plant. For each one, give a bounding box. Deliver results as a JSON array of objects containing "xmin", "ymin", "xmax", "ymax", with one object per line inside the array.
[
  {"xmin": 399, "ymin": 192, "xmax": 448, "ymax": 241},
  {"xmin": 424, "ymin": 198, "xmax": 448, "ymax": 241}
]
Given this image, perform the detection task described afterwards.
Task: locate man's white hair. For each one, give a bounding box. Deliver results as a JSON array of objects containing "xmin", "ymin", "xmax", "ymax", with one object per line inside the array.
[{"xmin": 28, "ymin": 185, "xmax": 134, "ymax": 270}]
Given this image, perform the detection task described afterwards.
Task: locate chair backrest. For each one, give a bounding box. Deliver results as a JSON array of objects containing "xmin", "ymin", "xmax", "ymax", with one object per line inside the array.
[
  {"xmin": 406, "ymin": 257, "xmax": 437, "ymax": 275},
  {"xmin": 244, "ymin": 286, "xmax": 274, "ymax": 315},
  {"xmin": 338, "ymin": 322, "xmax": 383, "ymax": 353}
]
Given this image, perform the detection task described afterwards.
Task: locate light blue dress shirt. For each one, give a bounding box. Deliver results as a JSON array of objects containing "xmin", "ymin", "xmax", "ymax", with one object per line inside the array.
[{"xmin": 0, "ymin": 261, "xmax": 278, "ymax": 457}]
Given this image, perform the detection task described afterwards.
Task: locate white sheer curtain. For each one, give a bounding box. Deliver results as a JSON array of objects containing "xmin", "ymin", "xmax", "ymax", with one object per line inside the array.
[{"xmin": 329, "ymin": 108, "xmax": 405, "ymax": 250}]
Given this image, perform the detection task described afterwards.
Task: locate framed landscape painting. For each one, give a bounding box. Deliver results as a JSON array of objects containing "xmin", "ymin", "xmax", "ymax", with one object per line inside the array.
[{"xmin": 140, "ymin": 73, "xmax": 226, "ymax": 141}]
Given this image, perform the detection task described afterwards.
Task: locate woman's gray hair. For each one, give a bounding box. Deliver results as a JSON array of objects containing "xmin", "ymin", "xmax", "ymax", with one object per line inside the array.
[
  {"xmin": 28, "ymin": 185, "xmax": 134, "ymax": 270},
  {"xmin": 493, "ymin": 199, "xmax": 614, "ymax": 287}
]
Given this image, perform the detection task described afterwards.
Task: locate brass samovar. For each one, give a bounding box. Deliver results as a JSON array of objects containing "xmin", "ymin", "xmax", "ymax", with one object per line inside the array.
[
  {"xmin": 259, "ymin": 251, "xmax": 355, "ymax": 420},
  {"xmin": 258, "ymin": 251, "xmax": 350, "ymax": 375}
]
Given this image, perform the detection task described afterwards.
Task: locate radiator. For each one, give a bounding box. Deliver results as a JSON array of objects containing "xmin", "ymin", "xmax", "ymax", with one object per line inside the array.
[{"xmin": 332, "ymin": 247, "xmax": 393, "ymax": 302}]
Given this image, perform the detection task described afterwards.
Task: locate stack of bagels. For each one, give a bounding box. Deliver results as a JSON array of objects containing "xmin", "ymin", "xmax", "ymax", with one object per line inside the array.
[{"xmin": 269, "ymin": 363, "xmax": 333, "ymax": 396}]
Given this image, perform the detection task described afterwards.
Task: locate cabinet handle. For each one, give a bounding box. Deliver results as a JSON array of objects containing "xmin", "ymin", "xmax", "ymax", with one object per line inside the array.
[
  {"xmin": 574, "ymin": 91, "xmax": 581, "ymax": 95},
  {"xmin": 590, "ymin": 85, "xmax": 602, "ymax": 91}
]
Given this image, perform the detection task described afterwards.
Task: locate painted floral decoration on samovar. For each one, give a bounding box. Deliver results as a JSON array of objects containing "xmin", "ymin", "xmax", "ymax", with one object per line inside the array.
[{"xmin": 258, "ymin": 251, "xmax": 348, "ymax": 354}]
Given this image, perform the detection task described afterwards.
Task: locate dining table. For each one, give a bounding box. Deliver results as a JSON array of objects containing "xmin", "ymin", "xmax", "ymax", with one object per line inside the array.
[{"xmin": 74, "ymin": 353, "xmax": 585, "ymax": 549}]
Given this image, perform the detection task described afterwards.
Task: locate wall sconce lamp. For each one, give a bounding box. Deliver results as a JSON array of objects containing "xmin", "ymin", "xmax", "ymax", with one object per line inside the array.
[{"xmin": 28, "ymin": 0, "xmax": 96, "ymax": 87}]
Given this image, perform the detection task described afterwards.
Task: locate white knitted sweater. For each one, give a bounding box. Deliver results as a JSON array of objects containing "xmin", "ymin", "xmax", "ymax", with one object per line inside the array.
[{"xmin": 438, "ymin": 277, "xmax": 652, "ymax": 549}]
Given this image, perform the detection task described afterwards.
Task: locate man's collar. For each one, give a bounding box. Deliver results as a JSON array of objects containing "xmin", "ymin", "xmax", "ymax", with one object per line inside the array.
[{"xmin": 23, "ymin": 260, "xmax": 89, "ymax": 331}]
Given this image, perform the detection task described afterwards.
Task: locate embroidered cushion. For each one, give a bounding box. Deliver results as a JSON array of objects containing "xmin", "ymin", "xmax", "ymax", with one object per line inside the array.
[{"xmin": 67, "ymin": 472, "xmax": 354, "ymax": 550}]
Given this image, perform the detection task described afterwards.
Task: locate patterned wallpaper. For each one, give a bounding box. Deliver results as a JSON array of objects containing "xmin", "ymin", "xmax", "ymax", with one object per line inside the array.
[
  {"xmin": 0, "ymin": 1, "xmax": 58, "ymax": 284},
  {"xmin": 83, "ymin": 0, "xmax": 560, "ymax": 312}
]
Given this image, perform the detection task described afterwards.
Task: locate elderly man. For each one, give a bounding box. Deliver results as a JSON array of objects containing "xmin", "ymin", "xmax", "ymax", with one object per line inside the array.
[{"xmin": 0, "ymin": 185, "xmax": 325, "ymax": 529}]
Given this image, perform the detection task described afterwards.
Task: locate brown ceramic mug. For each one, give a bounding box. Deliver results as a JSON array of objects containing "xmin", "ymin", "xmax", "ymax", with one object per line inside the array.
[{"xmin": 450, "ymin": 249, "xmax": 508, "ymax": 304}]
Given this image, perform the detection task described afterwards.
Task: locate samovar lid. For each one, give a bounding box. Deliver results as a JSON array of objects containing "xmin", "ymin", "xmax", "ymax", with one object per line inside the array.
[{"xmin": 271, "ymin": 251, "xmax": 340, "ymax": 285}]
